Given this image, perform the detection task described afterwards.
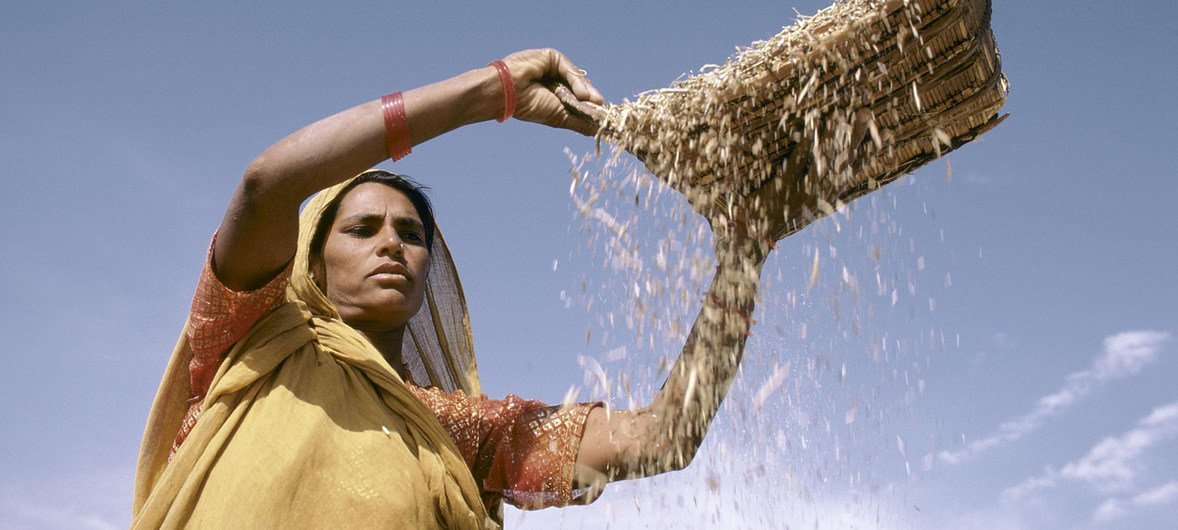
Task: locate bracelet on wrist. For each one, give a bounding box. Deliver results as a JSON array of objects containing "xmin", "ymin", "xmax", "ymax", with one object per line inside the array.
[
  {"xmin": 487, "ymin": 60, "xmax": 516, "ymax": 123},
  {"xmin": 381, "ymin": 92, "xmax": 412, "ymax": 161}
]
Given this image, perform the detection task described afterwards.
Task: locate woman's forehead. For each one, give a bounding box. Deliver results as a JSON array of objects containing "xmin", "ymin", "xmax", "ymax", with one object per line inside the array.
[{"xmin": 334, "ymin": 182, "xmax": 421, "ymax": 221}]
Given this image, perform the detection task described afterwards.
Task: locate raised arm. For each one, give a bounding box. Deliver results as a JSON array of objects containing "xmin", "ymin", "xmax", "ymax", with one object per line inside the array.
[
  {"xmin": 572, "ymin": 241, "xmax": 764, "ymax": 493},
  {"xmin": 213, "ymin": 49, "xmax": 604, "ymax": 291},
  {"xmin": 571, "ymin": 133, "xmax": 832, "ymax": 494}
]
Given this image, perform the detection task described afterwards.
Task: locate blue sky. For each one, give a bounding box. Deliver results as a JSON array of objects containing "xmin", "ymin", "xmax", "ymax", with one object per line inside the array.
[{"xmin": 1, "ymin": 1, "xmax": 1176, "ymax": 528}]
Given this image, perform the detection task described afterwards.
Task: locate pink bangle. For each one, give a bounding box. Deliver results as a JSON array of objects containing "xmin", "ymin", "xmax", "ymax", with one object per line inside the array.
[
  {"xmin": 487, "ymin": 60, "xmax": 515, "ymax": 123},
  {"xmin": 381, "ymin": 92, "xmax": 411, "ymax": 161}
]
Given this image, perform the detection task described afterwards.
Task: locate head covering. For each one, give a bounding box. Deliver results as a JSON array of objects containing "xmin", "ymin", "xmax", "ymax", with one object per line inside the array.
[
  {"xmin": 293, "ymin": 170, "xmax": 482, "ymax": 395},
  {"xmin": 133, "ymin": 172, "xmax": 492, "ymax": 529}
]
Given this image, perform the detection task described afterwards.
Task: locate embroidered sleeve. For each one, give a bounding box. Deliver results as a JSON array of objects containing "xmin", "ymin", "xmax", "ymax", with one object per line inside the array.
[
  {"xmin": 410, "ymin": 385, "xmax": 603, "ymax": 510},
  {"xmin": 187, "ymin": 235, "xmax": 292, "ymax": 396},
  {"xmin": 172, "ymin": 234, "xmax": 292, "ymax": 455}
]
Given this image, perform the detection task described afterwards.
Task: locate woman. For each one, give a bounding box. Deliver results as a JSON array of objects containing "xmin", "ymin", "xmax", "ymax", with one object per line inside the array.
[{"xmin": 133, "ymin": 49, "xmax": 784, "ymax": 529}]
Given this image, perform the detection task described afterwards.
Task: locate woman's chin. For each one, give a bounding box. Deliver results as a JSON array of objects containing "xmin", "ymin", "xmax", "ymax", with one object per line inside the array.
[{"xmin": 337, "ymin": 295, "xmax": 421, "ymax": 329}]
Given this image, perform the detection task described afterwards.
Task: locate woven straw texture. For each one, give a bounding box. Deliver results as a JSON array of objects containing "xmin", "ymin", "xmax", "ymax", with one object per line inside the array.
[{"xmin": 601, "ymin": 0, "xmax": 1008, "ymax": 236}]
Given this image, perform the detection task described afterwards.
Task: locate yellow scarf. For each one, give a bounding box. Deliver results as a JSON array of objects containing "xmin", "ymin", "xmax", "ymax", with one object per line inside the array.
[{"xmin": 133, "ymin": 173, "xmax": 491, "ymax": 528}]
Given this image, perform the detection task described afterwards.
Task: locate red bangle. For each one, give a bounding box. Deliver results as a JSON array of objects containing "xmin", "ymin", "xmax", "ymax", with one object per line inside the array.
[
  {"xmin": 381, "ymin": 92, "xmax": 411, "ymax": 161},
  {"xmin": 487, "ymin": 60, "xmax": 515, "ymax": 123}
]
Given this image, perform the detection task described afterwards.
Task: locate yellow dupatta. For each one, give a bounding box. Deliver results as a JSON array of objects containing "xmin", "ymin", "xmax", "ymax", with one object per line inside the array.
[{"xmin": 133, "ymin": 172, "xmax": 491, "ymax": 528}]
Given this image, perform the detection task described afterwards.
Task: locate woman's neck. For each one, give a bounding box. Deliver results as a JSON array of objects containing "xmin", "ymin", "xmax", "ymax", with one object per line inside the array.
[{"xmin": 354, "ymin": 326, "xmax": 411, "ymax": 382}]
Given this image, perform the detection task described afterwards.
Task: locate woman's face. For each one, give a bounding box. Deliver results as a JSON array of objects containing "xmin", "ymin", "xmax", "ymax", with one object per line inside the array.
[{"xmin": 320, "ymin": 183, "xmax": 430, "ymax": 332}]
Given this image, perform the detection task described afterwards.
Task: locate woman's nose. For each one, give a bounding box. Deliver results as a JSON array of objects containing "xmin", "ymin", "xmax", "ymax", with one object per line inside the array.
[{"xmin": 376, "ymin": 230, "xmax": 404, "ymax": 257}]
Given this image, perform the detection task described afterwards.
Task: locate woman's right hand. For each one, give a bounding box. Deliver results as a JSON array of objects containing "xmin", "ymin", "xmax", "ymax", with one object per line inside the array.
[{"xmin": 499, "ymin": 48, "xmax": 606, "ymax": 136}]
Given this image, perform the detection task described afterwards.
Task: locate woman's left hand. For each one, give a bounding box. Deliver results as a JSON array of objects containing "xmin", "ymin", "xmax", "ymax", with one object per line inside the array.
[{"xmin": 500, "ymin": 48, "xmax": 606, "ymax": 136}]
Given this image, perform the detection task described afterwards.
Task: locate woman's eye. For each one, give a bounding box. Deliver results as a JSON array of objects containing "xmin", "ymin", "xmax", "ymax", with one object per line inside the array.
[
  {"xmin": 345, "ymin": 226, "xmax": 373, "ymax": 237},
  {"xmin": 401, "ymin": 232, "xmax": 424, "ymax": 243}
]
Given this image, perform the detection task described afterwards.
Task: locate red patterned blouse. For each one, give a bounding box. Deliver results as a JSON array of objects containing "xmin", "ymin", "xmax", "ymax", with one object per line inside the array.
[{"xmin": 171, "ymin": 239, "xmax": 600, "ymax": 510}]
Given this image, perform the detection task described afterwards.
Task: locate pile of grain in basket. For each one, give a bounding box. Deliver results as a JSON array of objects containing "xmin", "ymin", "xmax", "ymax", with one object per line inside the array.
[
  {"xmin": 563, "ymin": 0, "xmax": 1008, "ymax": 515},
  {"xmin": 569, "ymin": 0, "xmax": 1006, "ymax": 359},
  {"xmin": 592, "ymin": 0, "xmax": 1007, "ymax": 243}
]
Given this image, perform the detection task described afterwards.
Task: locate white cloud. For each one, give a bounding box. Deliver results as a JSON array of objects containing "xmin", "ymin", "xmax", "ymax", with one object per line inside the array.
[
  {"xmin": 1093, "ymin": 332, "xmax": 1170, "ymax": 379},
  {"xmin": 1133, "ymin": 480, "xmax": 1178, "ymax": 505},
  {"xmin": 1001, "ymin": 401, "xmax": 1178, "ymax": 504},
  {"xmin": 1092, "ymin": 498, "xmax": 1128, "ymax": 523},
  {"xmin": 1092, "ymin": 480, "xmax": 1178, "ymax": 523},
  {"xmin": 940, "ymin": 331, "xmax": 1170, "ymax": 465},
  {"xmin": 1000, "ymin": 469, "xmax": 1058, "ymax": 504},
  {"xmin": 1059, "ymin": 402, "xmax": 1178, "ymax": 493}
]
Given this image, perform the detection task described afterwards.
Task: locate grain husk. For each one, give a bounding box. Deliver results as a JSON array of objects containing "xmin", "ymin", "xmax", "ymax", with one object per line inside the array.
[{"xmin": 597, "ymin": 0, "xmax": 1008, "ymax": 239}]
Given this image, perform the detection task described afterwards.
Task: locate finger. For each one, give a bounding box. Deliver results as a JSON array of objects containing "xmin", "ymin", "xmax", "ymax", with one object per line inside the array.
[
  {"xmin": 570, "ymin": 72, "xmax": 606, "ymax": 106},
  {"xmin": 556, "ymin": 116, "xmax": 599, "ymax": 137},
  {"xmin": 549, "ymin": 49, "xmax": 605, "ymax": 105},
  {"xmin": 576, "ymin": 76, "xmax": 606, "ymax": 106},
  {"xmin": 553, "ymin": 84, "xmax": 606, "ymax": 124},
  {"xmin": 563, "ymin": 113, "xmax": 601, "ymax": 137}
]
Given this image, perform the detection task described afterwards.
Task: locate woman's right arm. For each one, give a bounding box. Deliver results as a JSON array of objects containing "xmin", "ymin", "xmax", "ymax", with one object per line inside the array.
[{"xmin": 213, "ymin": 49, "xmax": 604, "ymax": 291}]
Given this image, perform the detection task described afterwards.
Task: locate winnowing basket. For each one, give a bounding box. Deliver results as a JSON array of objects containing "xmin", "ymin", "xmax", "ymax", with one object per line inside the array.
[{"xmin": 599, "ymin": 0, "xmax": 1009, "ymax": 237}]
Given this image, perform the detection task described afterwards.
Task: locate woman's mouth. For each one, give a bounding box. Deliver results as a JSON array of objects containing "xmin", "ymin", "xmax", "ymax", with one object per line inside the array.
[{"xmin": 368, "ymin": 262, "xmax": 411, "ymax": 283}]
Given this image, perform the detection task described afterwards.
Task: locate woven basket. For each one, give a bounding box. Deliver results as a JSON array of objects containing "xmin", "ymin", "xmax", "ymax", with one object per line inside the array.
[{"xmin": 594, "ymin": 0, "xmax": 1008, "ymax": 238}]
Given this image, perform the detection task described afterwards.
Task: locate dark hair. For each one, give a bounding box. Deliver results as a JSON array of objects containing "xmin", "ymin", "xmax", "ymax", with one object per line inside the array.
[{"xmin": 310, "ymin": 171, "xmax": 437, "ymax": 263}]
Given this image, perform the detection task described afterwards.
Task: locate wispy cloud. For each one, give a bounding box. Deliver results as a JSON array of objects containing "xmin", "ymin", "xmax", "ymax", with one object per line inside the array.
[
  {"xmin": 1093, "ymin": 480, "xmax": 1178, "ymax": 523},
  {"xmin": 998, "ymin": 468, "xmax": 1059, "ymax": 502},
  {"xmin": 1059, "ymin": 401, "xmax": 1178, "ymax": 494},
  {"xmin": 940, "ymin": 331, "xmax": 1171, "ymax": 465},
  {"xmin": 1001, "ymin": 400, "xmax": 1178, "ymax": 505}
]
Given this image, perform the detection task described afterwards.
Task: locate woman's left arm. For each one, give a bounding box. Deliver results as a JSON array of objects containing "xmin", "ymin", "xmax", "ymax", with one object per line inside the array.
[
  {"xmin": 570, "ymin": 131, "xmax": 828, "ymax": 494},
  {"xmin": 572, "ymin": 243, "xmax": 764, "ymax": 493}
]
